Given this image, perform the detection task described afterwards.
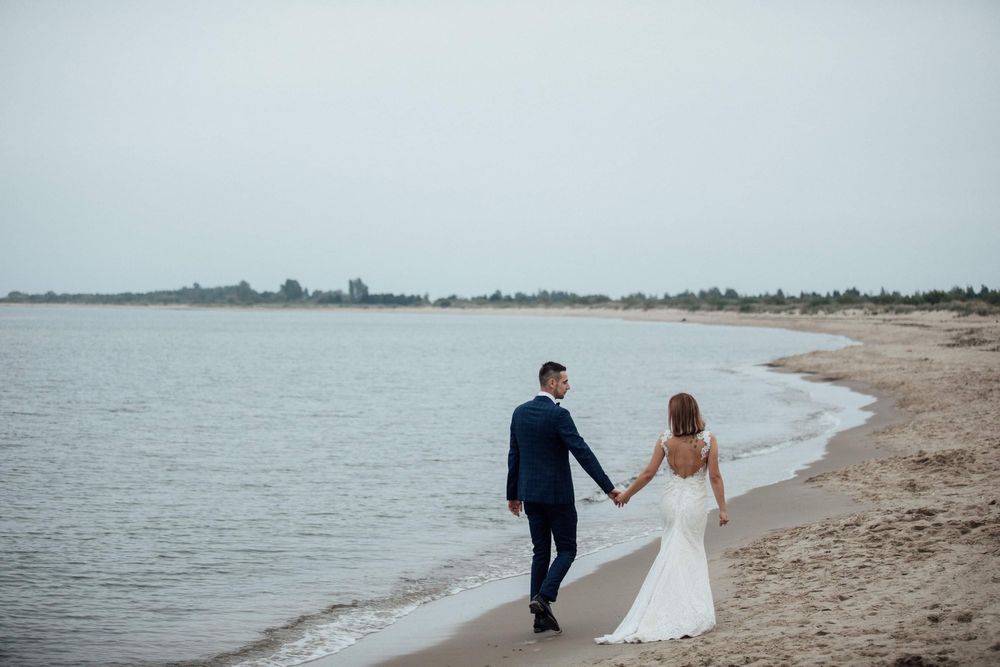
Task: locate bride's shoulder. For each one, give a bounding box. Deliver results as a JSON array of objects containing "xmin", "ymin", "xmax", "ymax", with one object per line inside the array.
[{"xmin": 696, "ymin": 429, "xmax": 713, "ymax": 460}]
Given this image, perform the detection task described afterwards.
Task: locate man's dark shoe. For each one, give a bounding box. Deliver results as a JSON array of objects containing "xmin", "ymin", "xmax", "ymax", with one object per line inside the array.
[
  {"xmin": 536, "ymin": 613, "xmax": 561, "ymax": 633},
  {"xmin": 533, "ymin": 613, "xmax": 545, "ymax": 633},
  {"xmin": 529, "ymin": 595, "xmax": 560, "ymax": 632}
]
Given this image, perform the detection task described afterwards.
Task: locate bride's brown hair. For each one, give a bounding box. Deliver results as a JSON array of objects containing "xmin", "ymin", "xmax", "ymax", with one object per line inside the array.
[{"xmin": 668, "ymin": 393, "xmax": 705, "ymax": 437}]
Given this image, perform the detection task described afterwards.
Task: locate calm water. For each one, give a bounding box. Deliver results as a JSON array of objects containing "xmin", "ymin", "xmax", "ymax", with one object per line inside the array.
[{"xmin": 0, "ymin": 306, "xmax": 869, "ymax": 666}]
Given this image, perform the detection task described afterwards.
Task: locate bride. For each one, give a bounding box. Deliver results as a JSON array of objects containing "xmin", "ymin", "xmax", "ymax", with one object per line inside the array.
[{"xmin": 595, "ymin": 392, "xmax": 730, "ymax": 644}]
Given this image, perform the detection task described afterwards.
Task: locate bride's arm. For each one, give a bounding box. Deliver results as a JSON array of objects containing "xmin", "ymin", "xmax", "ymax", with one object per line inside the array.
[
  {"xmin": 617, "ymin": 440, "xmax": 665, "ymax": 506},
  {"xmin": 707, "ymin": 434, "xmax": 730, "ymax": 525}
]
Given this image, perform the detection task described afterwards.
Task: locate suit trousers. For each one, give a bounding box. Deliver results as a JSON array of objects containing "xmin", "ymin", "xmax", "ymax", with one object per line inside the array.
[{"xmin": 524, "ymin": 501, "xmax": 577, "ymax": 602}]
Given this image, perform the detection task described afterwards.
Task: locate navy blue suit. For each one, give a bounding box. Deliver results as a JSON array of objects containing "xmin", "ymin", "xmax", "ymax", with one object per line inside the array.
[{"xmin": 506, "ymin": 395, "xmax": 615, "ymax": 602}]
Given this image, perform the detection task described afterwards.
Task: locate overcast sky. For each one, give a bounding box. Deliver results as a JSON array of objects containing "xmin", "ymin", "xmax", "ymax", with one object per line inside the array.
[{"xmin": 2, "ymin": 1, "xmax": 998, "ymax": 298}]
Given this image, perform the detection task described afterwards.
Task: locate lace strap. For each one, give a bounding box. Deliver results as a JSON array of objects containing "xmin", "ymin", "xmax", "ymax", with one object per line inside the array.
[
  {"xmin": 658, "ymin": 431, "xmax": 670, "ymax": 454},
  {"xmin": 700, "ymin": 430, "xmax": 712, "ymax": 460}
]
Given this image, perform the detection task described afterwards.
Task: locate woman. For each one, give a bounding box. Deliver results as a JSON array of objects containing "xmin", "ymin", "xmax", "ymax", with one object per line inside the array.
[{"xmin": 595, "ymin": 393, "xmax": 730, "ymax": 644}]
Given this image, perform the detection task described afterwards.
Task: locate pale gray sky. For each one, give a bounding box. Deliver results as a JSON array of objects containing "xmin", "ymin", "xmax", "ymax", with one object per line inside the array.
[{"xmin": 2, "ymin": 1, "xmax": 998, "ymax": 298}]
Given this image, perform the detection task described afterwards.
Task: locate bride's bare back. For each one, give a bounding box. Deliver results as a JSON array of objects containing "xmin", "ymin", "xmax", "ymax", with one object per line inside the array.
[{"xmin": 663, "ymin": 432, "xmax": 712, "ymax": 479}]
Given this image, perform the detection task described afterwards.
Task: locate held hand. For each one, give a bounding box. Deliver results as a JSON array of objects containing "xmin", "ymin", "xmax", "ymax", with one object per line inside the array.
[
  {"xmin": 508, "ymin": 500, "xmax": 522, "ymax": 518},
  {"xmin": 718, "ymin": 510, "xmax": 730, "ymax": 526},
  {"xmin": 607, "ymin": 489, "xmax": 622, "ymax": 507},
  {"xmin": 614, "ymin": 490, "xmax": 630, "ymax": 508}
]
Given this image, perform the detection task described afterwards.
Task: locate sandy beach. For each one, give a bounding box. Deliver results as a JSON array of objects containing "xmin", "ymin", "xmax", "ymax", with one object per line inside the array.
[{"xmin": 355, "ymin": 308, "xmax": 1000, "ymax": 666}]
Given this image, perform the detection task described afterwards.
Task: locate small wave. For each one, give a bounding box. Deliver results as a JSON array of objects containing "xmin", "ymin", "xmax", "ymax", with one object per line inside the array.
[
  {"xmin": 166, "ymin": 602, "xmax": 361, "ymax": 667},
  {"xmin": 724, "ymin": 411, "xmax": 840, "ymax": 462},
  {"xmin": 105, "ymin": 405, "xmax": 148, "ymax": 413},
  {"xmin": 580, "ymin": 476, "xmax": 639, "ymax": 503},
  {"xmin": 194, "ymin": 567, "xmax": 520, "ymax": 667},
  {"xmin": 2, "ymin": 409, "xmax": 48, "ymax": 417}
]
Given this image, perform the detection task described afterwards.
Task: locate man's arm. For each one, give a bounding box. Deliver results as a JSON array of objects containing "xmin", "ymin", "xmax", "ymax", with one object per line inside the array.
[
  {"xmin": 556, "ymin": 409, "xmax": 615, "ymax": 495},
  {"xmin": 506, "ymin": 417, "xmax": 521, "ymax": 516}
]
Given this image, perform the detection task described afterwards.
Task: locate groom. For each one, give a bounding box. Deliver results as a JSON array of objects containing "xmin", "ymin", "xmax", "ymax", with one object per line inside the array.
[{"xmin": 506, "ymin": 361, "xmax": 620, "ymax": 634}]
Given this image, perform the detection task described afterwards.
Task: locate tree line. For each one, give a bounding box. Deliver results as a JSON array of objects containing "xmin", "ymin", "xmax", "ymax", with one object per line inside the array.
[
  {"xmin": 2, "ymin": 278, "xmax": 427, "ymax": 307},
  {"xmin": 437, "ymin": 285, "xmax": 1000, "ymax": 314},
  {"xmin": 3, "ymin": 280, "xmax": 998, "ymax": 314}
]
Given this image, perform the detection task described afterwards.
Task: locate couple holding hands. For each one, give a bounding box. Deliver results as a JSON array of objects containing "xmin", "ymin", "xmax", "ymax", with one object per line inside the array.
[{"xmin": 506, "ymin": 361, "xmax": 729, "ymax": 643}]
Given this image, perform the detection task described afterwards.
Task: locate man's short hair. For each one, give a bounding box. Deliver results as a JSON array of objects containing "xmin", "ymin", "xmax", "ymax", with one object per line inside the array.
[{"xmin": 539, "ymin": 361, "xmax": 567, "ymax": 386}]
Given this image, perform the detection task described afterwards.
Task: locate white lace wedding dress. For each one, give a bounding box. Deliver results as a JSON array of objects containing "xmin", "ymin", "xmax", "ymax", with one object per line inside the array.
[{"xmin": 595, "ymin": 430, "xmax": 716, "ymax": 644}]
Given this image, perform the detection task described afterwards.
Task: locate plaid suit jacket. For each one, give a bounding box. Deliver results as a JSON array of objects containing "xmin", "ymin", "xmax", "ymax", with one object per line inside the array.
[{"xmin": 506, "ymin": 395, "xmax": 614, "ymax": 504}]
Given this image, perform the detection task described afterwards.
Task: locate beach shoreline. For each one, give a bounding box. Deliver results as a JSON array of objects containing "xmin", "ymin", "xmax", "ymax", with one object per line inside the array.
[
  {"xmin": 5, "ymin": 305, "xmax": 996, "ymax": 665},
  {"xmin": 308, "ymin": 357, "xmax": 876, "ymax": 667},
  {"xmin": 305, "ymin": 307, "xmax": 999, "ymax": 666}
]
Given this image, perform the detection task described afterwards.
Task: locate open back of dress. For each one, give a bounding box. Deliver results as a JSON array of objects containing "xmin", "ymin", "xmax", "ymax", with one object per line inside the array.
[{"xmin": 665, "ymin": 431, "xmax": 713, "ymax": 479}]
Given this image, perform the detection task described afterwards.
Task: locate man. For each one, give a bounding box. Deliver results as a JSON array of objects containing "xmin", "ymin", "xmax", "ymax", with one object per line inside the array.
[{"xmin": 506, "ymin": 361, "xmax": 620, "ymax": 634}]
